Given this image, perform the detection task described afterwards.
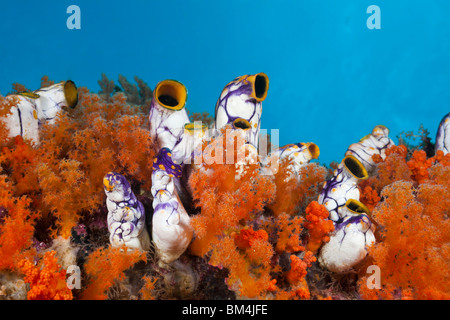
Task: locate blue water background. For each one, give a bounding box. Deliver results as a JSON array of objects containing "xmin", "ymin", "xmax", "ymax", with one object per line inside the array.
[{"xmin": 1, "ymin": 0, "xmax": 449, "ymax": 165}]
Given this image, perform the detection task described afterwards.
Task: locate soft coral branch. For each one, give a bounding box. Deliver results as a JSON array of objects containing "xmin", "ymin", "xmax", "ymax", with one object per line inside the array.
[
  {"xmin": 285, "ymin": 252, "xmax": 316, "ymax": 286},
  {"xmin": 37, "ymin": 159, "xmax": 99, "ymax": 239},
  {"xmin": 0, "ymin": 175, "xmax": 38, "ymax": 271},
  {"xmin": 303, "ymin": 201, "xmax": 334, "ymax": 253}
]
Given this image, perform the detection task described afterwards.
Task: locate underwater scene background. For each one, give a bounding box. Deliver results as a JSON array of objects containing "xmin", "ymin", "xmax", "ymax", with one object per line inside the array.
[{"xmin": 0, "ymin": 0, "xmax": 449, "ymax": 301}]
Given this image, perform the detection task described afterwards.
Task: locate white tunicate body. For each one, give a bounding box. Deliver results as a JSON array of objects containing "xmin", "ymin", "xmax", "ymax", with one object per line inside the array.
[
  {"xmin": 319, "ymin": 214, "xmax": 375, "ymax": 273},
  {"xmin": 4, "ymin": 96, "xmax": 39, "ymax": 144},
  {"xmin": 149, "ymin": 103, "xmax": 190, "ymax": 151},
  {"xmin": 436, "ymin": 113, "xmax": 450, "ymax": 154},
  {"xmin": 346, "ymin": 125, "xmax": 394, "ymax": 173},
  {"xmin": 104, "ymin": 173, "xmax": 149, "ymax": 251},
  {"xmin": 34, "ymin": 83, "xmax": 68, "ymax": 124},
  {"xmin": 318, "ymin": 169, "xmax": 361, "ymax": 222}
]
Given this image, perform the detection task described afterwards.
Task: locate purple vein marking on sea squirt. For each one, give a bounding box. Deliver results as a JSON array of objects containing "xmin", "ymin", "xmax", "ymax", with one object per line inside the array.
[
  {"xmin": 334, "ymin": 215, "xmax": 362, "ymax": 245},
  {"xmin": 154, "ymin": 201, "xmax": 178, "ymax": 226},
  {"xmin": 215, "ymin": 77, "xmax": 255, "ymax": 122}
]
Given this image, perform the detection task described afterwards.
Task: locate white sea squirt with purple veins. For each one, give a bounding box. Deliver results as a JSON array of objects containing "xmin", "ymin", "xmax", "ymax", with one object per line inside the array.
[
  {"xmin": 104, "ymin": 172, "xmax": 150, "ymax": 251},
  {"xmin": 150, "ymin": 148, "xmax": 193, "ymax": 265},
  {"xmin": 318, "ymin": 154, "xmax": 369, "ymax": 223},
  {"xmin": 435, "ymin": 112, "xmax": 450, "ymax": 155},
  {"xmin": 345, "ymin": 125, "xmax": 395, "ymax": 173},
  {"xmin": 3, "ymin": 81, "xmax": 78, "ymax": 145},
  {"xmin": 318, "ymin": 199, "xmax": 376, "ymax": 273}
]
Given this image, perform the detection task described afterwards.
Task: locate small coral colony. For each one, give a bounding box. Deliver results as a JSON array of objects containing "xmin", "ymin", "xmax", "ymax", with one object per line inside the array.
[{"xmin": 0, "ymin": 73, "xmax": 449, "ymax": 300}]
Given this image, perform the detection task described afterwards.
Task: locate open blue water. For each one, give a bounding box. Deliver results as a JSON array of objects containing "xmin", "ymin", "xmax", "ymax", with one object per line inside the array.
[{"xmin": 1, "ymin": 0, "xmax": 449, "ymax": 165}]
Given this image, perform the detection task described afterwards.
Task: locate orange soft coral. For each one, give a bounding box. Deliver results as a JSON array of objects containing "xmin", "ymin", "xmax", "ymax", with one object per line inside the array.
[
  {"xmin": 358, "ymin": 144, "xmax": 450, "ymax": 300},
  {"xmin": 66, "ymin": 90, "xmax": 156, "ymax": 191},
  {"xmin": 233, "ymin": 227, "xmax": 269, "ymax": 250},
  {"xmin": 384, "ymin": 144, "xmax": 408, "ymax": 158},
  {"xmin": 0, "ymin": 81, "xmax": 158, "ymax": 298},
  {"xmin": 187, "ymin": 128, "xmax": 280, "ymax": 298},
  {"xmin": 358, "ymin": 185, "xmax": 381, "ymax": 212},
  {"xmin": 0, "ymin": 175, "xmax": 38, "ymax": 271},
  {"xmin": 242, "ymin": 231, "xmax": 274, "ymax": 267},
  {"xmin": 270, "ymin": 251, "xmax": 316, "ymax": 300},
  {"xmin": 11, "ymin": 83, "xmax": 28, "ymax": 93},
  {"xmin": 188, "ymin": 130, "xmax": 275, "ymax": 257},
  {"xmin": 267, "ymin": 158, "xmax": 303, "ymax": 216},
  {"xmin": 233, "ymin": 227, "xmax": 273, "ymax": 267},
  {"xmin": 208, "ymin": 236, "xmax": 275, "ymax": 299},
  {"xmin": 139, "ymin": 275, "xmax": 158, "ymax": 300},
  {"xmin": 406, "ymin": 149, "xmax": 450, "ymax": 184},
  {"xmin": 1, "ymin": 85, "xmax": 157, "ymax": 241},
  {"xmin": 40, "ymin": 75, "xmax": 55, "ymax": 88},
  {"xmin": 428, "ymin": 160, "xmax": 450, "ymax": 186},
  {"xmin": 358, "ymin": 180, "xmax": 450, "ymax": 300},
  {"xmin": 285, "ymin": 252, "xmax": 316, "ymax": 286},
  {"xmin": 82, "ymin": 245, "xmax": 147, "ymax": 300},
  {"xmin": 407, "ymin": 150, "xmax": 433, "ymax": 184},
  {"xmin": 37, "ymin": 160, "xmax": 100, "ymax": 239},
  {"xmin": 268, "ymin": 161, "xmax": 327, "ymax": 217},
  {"xmin": 186, "ymin": 129, "xmax": 329, "ymax": 299},
  {"xmin": 433, "ymin": 149, "xmax": 450, "ymax": 167},
  {"xmin": 368, "ymin": 145, "xmax": 450, "ymax": 193},
  {"xmin": 0, "ymin": 136, "xmax": 39, "ymax": 195},
  {"xmin": 367, "ymin": 144, "xmax": 413, "ymax": 193},
  {"xmin": 274, "ymin": 213, "xmax": 305, "ymax": 253},
  {"xmin": 17, "ymin": 250, "xmax": 73, "ymax": 300},
  {"xmin": 303, "ymin": 201, "xmax": 334, "ymax": 253},
  {"xmin": 273, "ymin": 283, "xmax": 311, "ymax": 300}
]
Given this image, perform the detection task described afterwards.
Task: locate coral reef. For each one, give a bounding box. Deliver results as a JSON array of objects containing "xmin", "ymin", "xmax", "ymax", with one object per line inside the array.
[
  {"xmin": 0, "ymin": 74, "xmax": 448, "ymax": 301},
  {"xmin": 0, "ymin": 76, "xmax": 157, "ymax": 300}
]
